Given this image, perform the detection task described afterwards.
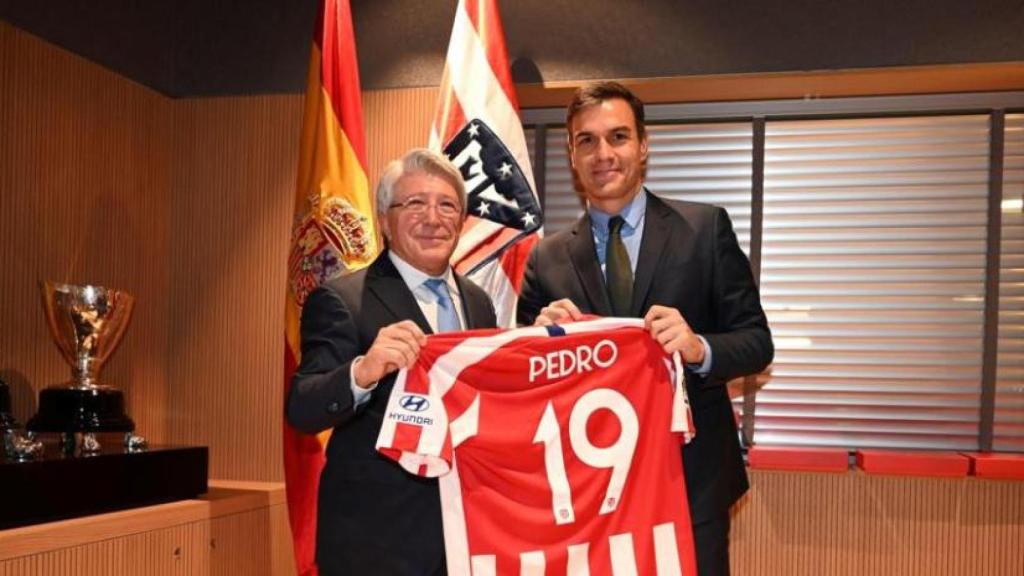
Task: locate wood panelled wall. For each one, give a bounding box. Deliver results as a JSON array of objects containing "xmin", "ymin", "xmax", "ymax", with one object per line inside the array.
[
  {"xmin": 0, "ymin": 507, "xmax": 293, "ymax": 576},
  {"xmin": 733, "ymin": 471, "xmax": 1024, "ymax": 576},
  {"xmin": 167, "ymin": 95, "xmax": 301, "ymax": 481},
  {"xmin": 0, "ymin": 22, "xmax": 439, "ymax": 482},
  {"xmin": 363, "ymin": 85, "xmax": 438, "ymax": 188},
  {"xmin": 3, "ymin": 21, "xmax": 1023, "ymax": 575},
  {"xmin": 0, "ymin": 482, "xmax": 294, "ymax": 575},
  {"xmin": 0, "ymin": 22, "xmax": 174, "ymax": 444}
]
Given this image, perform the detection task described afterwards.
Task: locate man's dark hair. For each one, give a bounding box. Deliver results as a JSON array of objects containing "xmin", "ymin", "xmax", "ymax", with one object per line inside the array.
[{"xmin": 565, "ymin": 81, "xmax": 646, "ymax": 140}]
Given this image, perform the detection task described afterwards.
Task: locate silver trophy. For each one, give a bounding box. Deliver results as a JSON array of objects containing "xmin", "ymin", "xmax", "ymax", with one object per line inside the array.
[{"xmin": 27, "ymin": 282, "xmax": 145, "ymax": 453}]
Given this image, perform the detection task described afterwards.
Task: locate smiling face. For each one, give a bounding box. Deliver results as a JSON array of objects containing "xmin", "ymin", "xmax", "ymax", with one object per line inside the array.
[
  {"xmin": 380, "ymin": 171, "xmax": 465, "ymax": 276},
  {"xmin": 569, "ymin": 98, "xmax": 649, "ymax": 214}
]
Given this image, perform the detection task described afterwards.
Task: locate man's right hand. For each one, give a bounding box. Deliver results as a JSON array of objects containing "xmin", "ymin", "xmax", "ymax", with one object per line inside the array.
[
  {"xmin": 352, "ymin": 320, "xmax": 428, "ymax": 388},
  {"xmin": 533, "ymin": 298, "xmax": 583, "ymax": 326}
]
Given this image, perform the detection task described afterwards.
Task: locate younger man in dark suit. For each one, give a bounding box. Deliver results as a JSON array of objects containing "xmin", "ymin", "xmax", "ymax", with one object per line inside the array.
[
  {"xmin": 287, "ymin": 148, "xmax": 497, "ymax": 575},
  {"xmin": 517, "ymin": 82, "xmax": 773, "ymax": 576}
]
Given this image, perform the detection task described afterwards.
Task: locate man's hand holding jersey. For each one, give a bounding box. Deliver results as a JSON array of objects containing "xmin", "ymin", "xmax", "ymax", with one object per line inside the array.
[
  {"xmin": 532, "ymin": 298, "xmax": 584, "ymax": 326},
  {"xmin": 531, "ymin": 300, "xmax": 706, "ymax": 365},
  {"xmin": 352, "ymin": 320, "xmax": 428, "ymax": 389}
]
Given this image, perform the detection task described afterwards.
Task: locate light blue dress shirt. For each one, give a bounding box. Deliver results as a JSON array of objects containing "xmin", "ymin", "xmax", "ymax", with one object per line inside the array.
[
  {"xmin": 587, "ymin": 189, "xmax": 713, "ymax": 375},
  {"xmin": 351, "ymin": 252, "xmax": 465, "ymax": 407},
  {"xmin": 588, "ymin": 188, "xmax": 646, "ymax": 278}
]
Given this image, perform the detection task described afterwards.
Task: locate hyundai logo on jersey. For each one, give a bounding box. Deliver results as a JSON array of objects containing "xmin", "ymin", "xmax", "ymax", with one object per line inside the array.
[{"xmin": 399, "ymin": 394, "xmax": 430, "ymax": 413}]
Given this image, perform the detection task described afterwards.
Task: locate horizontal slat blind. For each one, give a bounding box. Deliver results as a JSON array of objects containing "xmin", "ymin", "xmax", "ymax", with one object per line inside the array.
[
  {"xmin": 757, "ymin": 115, "xmax": 992, "ymax": 449},
  {"xmin": 995, "ymin": 113, "xmax": 1024, "ymax": 452},
  {"xmin": 644, "ymin": 123, "xmax": 754, "ymax": 255},
  {"xmin": 540, "ymin": 127, "xmax": 582, "ymax": 233},
  {"xmin": 523, "ymin": 127, "xmax": 537, "ymax": 187},
  {"xmin": 540, "ymin": 122, "xmax": 753, "ymax": 256}
]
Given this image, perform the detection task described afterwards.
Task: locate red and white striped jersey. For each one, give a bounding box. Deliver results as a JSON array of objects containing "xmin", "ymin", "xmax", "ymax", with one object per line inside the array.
[{"xmin": 377, "ymin": 317, "xmax": 697, "ymax": 576}]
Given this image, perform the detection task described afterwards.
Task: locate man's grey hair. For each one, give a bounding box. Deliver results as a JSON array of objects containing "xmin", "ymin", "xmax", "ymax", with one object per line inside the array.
[{"xmin": 376, "ymin": 148, "xmax": 467, "ymax": 217}]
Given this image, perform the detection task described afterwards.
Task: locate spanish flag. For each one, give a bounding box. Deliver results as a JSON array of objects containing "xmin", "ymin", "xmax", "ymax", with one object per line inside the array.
[{"xmin": 283, "ymin": 1, "xmax": 376, "ymax": 574}]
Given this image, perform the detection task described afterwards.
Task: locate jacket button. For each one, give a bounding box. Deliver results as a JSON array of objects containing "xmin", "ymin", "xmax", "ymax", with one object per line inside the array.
[{"xmin": 327, "ymin": 401, "xmax": 340, "ymax": 414}]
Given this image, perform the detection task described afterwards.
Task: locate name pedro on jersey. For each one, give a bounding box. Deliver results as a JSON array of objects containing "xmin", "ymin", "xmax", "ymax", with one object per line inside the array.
[
  {"xmin": 529, "ymin": 339, "xmax": 617, "ymax": 383},
  {"xmin": 387, "ymin": 340, "xmax": 618, "ymax": 426}
]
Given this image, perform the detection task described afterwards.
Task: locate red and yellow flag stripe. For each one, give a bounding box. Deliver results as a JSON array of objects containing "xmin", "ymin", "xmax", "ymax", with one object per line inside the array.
[{"xmin": 284, "ymin": 2, "xmax": 377, "ymax": 575}]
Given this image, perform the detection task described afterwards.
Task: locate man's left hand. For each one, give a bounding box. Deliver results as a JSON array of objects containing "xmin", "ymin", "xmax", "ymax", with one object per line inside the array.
[{"xmin": 644, "ymin": 305, "xmax": 705, "ymax": 364}]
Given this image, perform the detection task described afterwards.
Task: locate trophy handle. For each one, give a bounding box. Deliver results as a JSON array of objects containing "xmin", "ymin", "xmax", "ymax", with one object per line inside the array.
[
  {"xmin": 95, "ymin": 292, "xmax": 135, "ymax": 368},
  {"xmin": 40, "ymin": 281, "xmax": 77, "ymax": 367}
]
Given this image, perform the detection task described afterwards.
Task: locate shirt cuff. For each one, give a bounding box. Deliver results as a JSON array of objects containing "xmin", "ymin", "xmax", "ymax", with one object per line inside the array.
[
  {"xmin": 350, "ymin": 356, "xmax": 377, "ymax": 407},
  {"xmin": 688, "ymin": 335, "xmax": 713, "ymax": 376}
]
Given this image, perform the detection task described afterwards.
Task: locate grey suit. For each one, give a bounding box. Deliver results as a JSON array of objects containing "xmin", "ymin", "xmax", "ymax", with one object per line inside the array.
[{"xmin": 287, "ymin": 251, "xmax": 497, "ymax": 576}]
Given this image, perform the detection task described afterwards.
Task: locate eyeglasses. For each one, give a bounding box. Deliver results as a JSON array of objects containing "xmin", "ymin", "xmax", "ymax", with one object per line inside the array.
[{"xmin": 388, "ymin": 196, "xmax": 462, "ymax": 218}]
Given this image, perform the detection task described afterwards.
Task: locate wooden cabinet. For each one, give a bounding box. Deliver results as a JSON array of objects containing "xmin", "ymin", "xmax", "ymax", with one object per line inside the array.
[
  {"xmin": 0, "ymin": 481, "xmax": 294, "ymax": 576},
  {"xmin": 6, "ymin": 473, "xmax": 1020, "ymax": 575}
]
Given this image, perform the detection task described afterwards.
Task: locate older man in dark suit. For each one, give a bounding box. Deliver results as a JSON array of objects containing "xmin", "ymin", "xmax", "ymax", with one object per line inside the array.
[
  {"xmin": 517, "ymin": 82, "xmax": 773, "ymax": 576},
  {"xmin": 287, "ymin": 148, "xmax": 497, "ymax": 576}
]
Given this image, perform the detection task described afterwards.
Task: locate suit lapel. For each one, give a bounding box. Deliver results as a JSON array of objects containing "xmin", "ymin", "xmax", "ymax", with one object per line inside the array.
[
  {"xmin": 631, "ymin": 191, "xmax": 671, "ymax": 316},
  {"xmin": 568, "ymin": 213, "xmax": 613, "ymax": 316},
  {"xmin": 365, "ymin": 252, "xmax": 434, "ymax": 335},
  {"xmin": 453, "ymin": 274, "xmax": 482, "ymax": 329}
]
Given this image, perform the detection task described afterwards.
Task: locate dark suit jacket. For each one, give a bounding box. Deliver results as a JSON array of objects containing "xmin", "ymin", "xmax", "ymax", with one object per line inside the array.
[
  {"xmin": 517, "ymin": 191, "xmax": 773, "ymax": 524},
  {"xmin": 286, "ymin": 251, "xmax": 497, "ymax": 576}
]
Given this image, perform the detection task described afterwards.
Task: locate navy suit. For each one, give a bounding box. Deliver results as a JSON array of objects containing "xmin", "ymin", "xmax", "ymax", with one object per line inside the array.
[{"xmin": 287, "ymin": 252, "xmax": 497, "ymax": 576}]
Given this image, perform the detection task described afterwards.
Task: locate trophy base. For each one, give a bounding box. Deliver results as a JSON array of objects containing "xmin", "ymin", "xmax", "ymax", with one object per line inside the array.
[
  {"xmin": 27, "ymin": 387, "xmax": 135, "ymax": 433},
  {"xmin": 0, "ymin": 444, "xmax": 208, "ymax": 529}
]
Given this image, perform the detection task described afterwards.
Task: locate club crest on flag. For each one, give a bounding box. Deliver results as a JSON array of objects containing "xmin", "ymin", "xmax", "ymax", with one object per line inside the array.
[
  {"xmin": 288, "ymin": 194, "xmax": 372, "ymax": 307},
  {"xmin": 431, "ymin": 0, "xmax": 543, "ymax": 328},
  {"xmin": 445, "ymin": 120, "xmax": 542, "ymax": 237}
]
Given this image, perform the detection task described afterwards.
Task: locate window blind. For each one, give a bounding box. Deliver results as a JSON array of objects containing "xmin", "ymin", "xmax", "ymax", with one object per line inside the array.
[
  {"xmin": 538, "ymin": 127, "xmax": 581, "ymax": 234},
  {"xmin": 995, "ymin": 113, "xmax": 1024, "ymax": 452},
  {"xmin": 643, "ymin": 123, "xmax": 754, "ymax": 254},
  {"xmin": 756, "ymin": 115, "xmax": 992, "ymax": 449},
  {"xmin": 538, "ymin": 122, "xmax": 753, "ymax": 253},
  {"xmin": 526, "ymin": 104, "xmax": 1019, "ymax": 453}
]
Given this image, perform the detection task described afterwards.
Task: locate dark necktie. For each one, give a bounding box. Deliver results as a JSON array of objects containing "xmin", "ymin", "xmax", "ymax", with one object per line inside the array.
[{"xmin": 605, "ymin": 216, "xmax": 633, "ymax": 316}]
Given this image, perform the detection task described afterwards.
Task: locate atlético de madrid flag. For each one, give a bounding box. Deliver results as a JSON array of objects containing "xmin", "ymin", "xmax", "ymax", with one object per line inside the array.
[
  {"xmin": 283, "ymin": 1, "xmax": 377, "ymax": 575},
  {"xmin": 431, "ymin": 0, "xmax": 542, "ymax": 327}
]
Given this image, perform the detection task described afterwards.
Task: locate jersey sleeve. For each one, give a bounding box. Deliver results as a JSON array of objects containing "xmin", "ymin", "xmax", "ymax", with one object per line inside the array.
[
  {"xmin": 667, "ymin": 352, "xmax": 696, "ymax": 444},
  {"xmin": 375, "ymin": 367, "xmax": 454, "ymax": 478}
]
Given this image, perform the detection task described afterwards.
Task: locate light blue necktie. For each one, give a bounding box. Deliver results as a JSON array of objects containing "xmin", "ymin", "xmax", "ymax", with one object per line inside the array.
[{"xmin": 424, "ymin": 278, "xmax": 461, "ymax": 333}]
